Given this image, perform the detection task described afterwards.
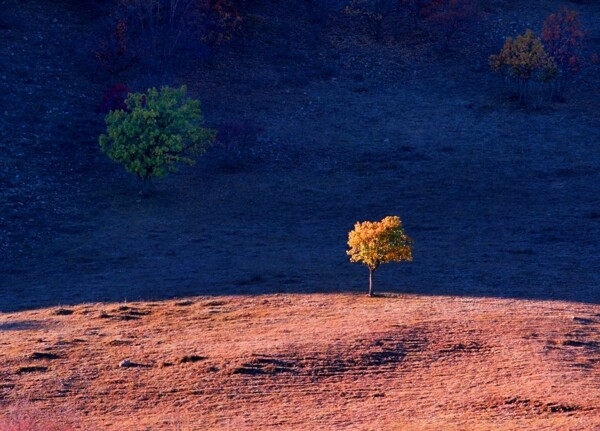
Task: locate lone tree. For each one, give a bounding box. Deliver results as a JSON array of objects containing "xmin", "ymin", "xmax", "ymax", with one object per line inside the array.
[
  {"xmin": 99, "ymin": 85, "xmax": 215, "ymax": 196},
  {"xmin": 347, "ymin": 216, "xmax": 413, "ymax": 297}
]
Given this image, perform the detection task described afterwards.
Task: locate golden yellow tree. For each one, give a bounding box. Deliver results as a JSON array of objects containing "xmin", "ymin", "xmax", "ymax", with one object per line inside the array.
[{"xmin": 347, "ymin": 216, "xmax": 413, "ymax": 297}]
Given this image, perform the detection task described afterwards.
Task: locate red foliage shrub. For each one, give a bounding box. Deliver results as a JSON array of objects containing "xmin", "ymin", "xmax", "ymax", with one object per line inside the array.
[
  {"xmin": 97, "ymin": 83, "xmax": 130, "ymax": 113},
  {"xmin": 541, "ymin": 8, "xmax": 585, "ymax": 98},
  {"xmin": 199, "ymin": 0, "xmax": 243, "ymax": 47},
  {"xmin": 92, "ymin": 19, "xmax": 137, "ymax": 76}
]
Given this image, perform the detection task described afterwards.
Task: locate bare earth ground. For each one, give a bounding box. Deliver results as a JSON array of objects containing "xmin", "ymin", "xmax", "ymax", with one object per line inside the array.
[
  {"xmin": 0, "ymin": 0, "xmax": 600, "ymax": 429},
  {"xmin": 0, "ymin": 295, "xmax": 598, "ymax": 430}
]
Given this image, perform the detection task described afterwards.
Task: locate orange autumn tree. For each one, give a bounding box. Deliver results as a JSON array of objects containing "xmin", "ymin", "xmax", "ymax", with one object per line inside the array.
[
  {"xmin": 347, "ymin": 216, "xmax": 413, "ymax": 297},
  {"xmin": 490, "ymin": 29, "xmax": 557, "ymax": 100}
]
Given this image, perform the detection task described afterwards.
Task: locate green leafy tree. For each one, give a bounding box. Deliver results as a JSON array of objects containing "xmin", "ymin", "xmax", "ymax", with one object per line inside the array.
[
  {"xmin": 347, "ymin": 216, "xmax": 413, "ymax": 297},
  {"xmin": 99, "ymin": 85, "xmax": 215, "ymax": 195}
]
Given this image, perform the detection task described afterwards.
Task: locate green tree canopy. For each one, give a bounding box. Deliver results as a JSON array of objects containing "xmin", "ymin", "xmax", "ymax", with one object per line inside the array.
[{"xmin": 99, "ymin": 85, "xmax": 215, "ymax": 195}]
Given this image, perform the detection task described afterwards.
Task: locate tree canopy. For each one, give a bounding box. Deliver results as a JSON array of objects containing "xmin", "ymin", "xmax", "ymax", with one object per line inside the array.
[
  {"xmin": 347, "ymin": 216, "xmax": 413, "ymax": 296},
  {"xmin": 99, "ymin": 85, "xmax": 215, "ymax": 195}
]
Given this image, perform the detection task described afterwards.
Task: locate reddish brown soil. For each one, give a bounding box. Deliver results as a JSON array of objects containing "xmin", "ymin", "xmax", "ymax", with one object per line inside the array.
[{"xmin": 0, "ymin": 294, "xmax": 598, "ymax": 430}]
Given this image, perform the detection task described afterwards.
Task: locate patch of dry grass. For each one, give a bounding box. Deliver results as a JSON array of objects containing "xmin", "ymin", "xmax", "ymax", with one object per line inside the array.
[
  {"xmin": 0, "ymin": 294, "xmax": 598, "ymax": 430},
  {"xmin": 0, "ymin": 402, "xmax": 75, "ymax": 431}
]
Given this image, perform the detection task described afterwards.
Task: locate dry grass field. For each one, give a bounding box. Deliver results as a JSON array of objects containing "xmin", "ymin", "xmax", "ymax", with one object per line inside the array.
[
  {"xmin": 0, "ymin": 294, "xmax": 598, "ymax": 430},
  {"xmin": 2, "ymin": 0, "xmax": 600, "ymax": 429}
]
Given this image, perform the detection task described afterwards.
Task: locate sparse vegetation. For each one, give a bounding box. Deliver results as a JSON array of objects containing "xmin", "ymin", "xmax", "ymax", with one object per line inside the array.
[
  {"xmin": 212, "ymin": 121, "xmax": 263, "ymax": 172},
  {"xmin": 344, "ymin": 0, "xmax": 402, "ymax": 42},
  {"xmin": 92, "ymin": 18, "xmax": 134, "ymax": 76},
  {"xmin": 198, "ymin": 0, "xmax": 244, "ymax": 47},
  {"xmin": 420, "ymin": 0, "xmax": 481, "ymax": 50},
  {"xmin": 344, "ymin": 0, "xmax": 480, "ymax": 47},
  {"xmin": 92, "ymin": 0, "xmax": 243, "ymax": 79},
  {"xmin": 347, "ymin": 216, "xmax": 413, "ymax": 296},
  {"xmin": 99, "ymin": 85, "xmax": 215, "ymax": 195}
]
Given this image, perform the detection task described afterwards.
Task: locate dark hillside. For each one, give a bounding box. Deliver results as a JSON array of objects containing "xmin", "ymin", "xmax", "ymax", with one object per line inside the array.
[
  {"xmin": 1, "ymin": 0, "xmax": 600, "ymax": 309},
  {"xmin": 0, "ymin": 0, "xmax": 107, "ymax": 269}
]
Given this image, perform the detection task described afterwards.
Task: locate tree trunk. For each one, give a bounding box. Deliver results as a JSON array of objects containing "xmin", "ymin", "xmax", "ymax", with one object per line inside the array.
[{"xmin": 368, "ymin": 268, "xmax": 374, "ymax": 297}]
